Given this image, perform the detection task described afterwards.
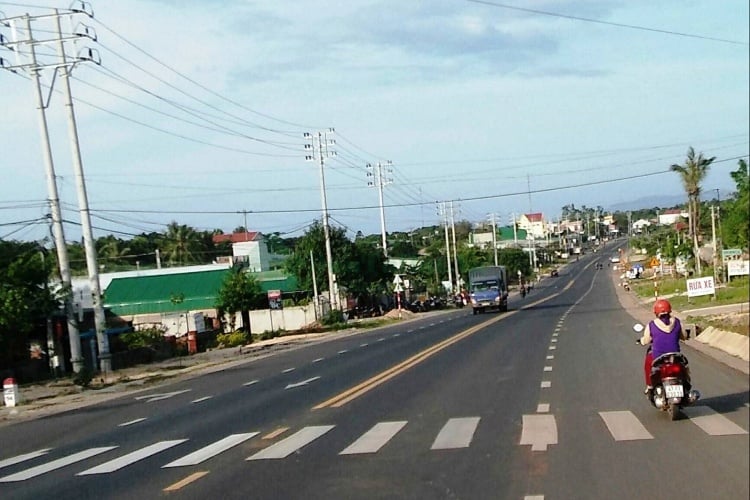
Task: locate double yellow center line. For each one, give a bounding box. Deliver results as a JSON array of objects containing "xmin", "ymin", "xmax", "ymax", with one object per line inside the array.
[{"xmin": 313, "ymin": 310, "xmax": 517, "ymax": 410}]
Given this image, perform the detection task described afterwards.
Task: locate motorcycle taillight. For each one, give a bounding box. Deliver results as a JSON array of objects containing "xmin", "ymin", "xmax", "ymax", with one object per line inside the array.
[{"xmin": 660, "ymin": 363, "xmax": 683, "ymax": 377}]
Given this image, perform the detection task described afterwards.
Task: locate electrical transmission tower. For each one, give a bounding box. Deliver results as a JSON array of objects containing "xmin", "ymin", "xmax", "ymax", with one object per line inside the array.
[
  {"xmin": 1, "ymin": 4, "xmax": 112, "ymax": 374},
  {"xmin": 366, "ymin": 161, "xmax": 393, "ymax": 257},
  {"xmin": 304, "ymin": 128, "xmax": 339, "ymax": 311}
]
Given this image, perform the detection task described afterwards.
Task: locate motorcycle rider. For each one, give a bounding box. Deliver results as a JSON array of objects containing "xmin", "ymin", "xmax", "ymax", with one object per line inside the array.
[{"xmin": 637, "ymin": 299, "xmax": 687, "ymax": 397}]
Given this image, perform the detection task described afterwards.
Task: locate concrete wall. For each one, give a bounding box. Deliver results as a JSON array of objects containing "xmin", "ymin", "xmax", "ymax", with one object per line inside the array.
[{"xmin": 248, "ymin": 305, "xmax": 317, "ymax": 334}]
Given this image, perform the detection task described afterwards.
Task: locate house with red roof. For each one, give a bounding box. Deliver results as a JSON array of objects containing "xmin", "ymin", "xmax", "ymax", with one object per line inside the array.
[
  {"xmin": 212, "ymin": 231, "xmax": 270, "ymax": 272},
  {"xmin": 517, "ymin": 213, "xmax": 548, "ymax": 239}
]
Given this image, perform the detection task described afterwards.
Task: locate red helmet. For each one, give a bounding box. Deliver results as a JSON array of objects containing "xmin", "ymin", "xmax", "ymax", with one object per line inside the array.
[{"xmin": 653, "ymin": 299, "xmax": 672, "ymax": 316}]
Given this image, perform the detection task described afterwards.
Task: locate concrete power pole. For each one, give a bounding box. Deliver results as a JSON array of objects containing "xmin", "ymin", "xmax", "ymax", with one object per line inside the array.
[
  {"xmin": 450, "ymin": 201, "xmax": 460, "ymax": 292},
  {"xmin": 488, "ymin": 213, "xmax": 498, "ymax": 266},
  {"xmin": 305, "ymin": 129, "xmax": 338, "ymax": 311},
  {"xmin": 2, "ymin": 12, "xmax": 85, "ymax": 373},
  {"xmin": 367, "ymin": 161, "xmax": 392, "ymax": 257},
  {"xmin": 53, "ymin": 10, "xmax": 111, "ymax": 374},
  {"xmin": 438, "ymin": 203, "xmax": 453, "ymax": 295}
]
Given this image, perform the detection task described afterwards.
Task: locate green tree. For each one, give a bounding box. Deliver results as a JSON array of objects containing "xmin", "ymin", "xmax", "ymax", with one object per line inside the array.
[
  {"xmin": 159, "ymin": 222, "xmax": 202, "ymax": 266},
  {"xmin": 215, "ymin": 267, "xmax": 263, "ymax": 333},
  {"xmin": 0, "ymin": 241, "xmax": 58, "ymax": 368},
  {"xmin": 723, "ymin": 159, "xmax": 749, "ymax": 249},
  {"xmin": 670, "ymin": 147, "xmax": 716, "ymax": 272}
]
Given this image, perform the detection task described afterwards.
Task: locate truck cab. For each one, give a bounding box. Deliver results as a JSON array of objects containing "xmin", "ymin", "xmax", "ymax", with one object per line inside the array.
[{"xmin": 468, "ymin": 266, "xmax": 509, "ymax": 314}]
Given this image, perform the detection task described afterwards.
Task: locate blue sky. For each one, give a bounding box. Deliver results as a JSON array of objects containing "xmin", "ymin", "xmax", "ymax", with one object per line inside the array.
[{"xmin": 1, "ymin": 0, "xmax": 748, "ymax": 244}]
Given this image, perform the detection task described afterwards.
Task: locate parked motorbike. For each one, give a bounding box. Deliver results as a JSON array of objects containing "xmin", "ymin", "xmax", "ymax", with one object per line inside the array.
[{"xmin": 634, "ymin": 324, "xmax": 700, "ymax": 420}]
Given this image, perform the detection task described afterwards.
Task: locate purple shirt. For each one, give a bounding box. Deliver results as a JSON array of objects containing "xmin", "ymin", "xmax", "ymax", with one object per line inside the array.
[{"xmin": 649, "ymin": 317, "xmax": 682, "ymax": 359}]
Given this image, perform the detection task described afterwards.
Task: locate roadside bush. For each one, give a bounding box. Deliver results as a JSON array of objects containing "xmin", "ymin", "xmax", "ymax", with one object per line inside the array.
[
  {"xmin": 321, "ymin": 310, "xmax": 346, "ymax": 326},
  {"xmin": 259, "ymin": 329, "xmax": 284, "ymax": 341},
  {"xmin": 216, "ymin": 331, "xmax": 248, "ymax": 348},
  {"xmin": 120, "ymin": 327, "xmax": 167, "ymax": 349}
]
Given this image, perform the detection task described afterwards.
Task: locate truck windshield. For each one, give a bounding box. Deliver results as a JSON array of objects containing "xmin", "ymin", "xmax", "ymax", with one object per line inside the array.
[{"xmin": 471, "ymin": 280, "xmax": 499, "ymax": 292}]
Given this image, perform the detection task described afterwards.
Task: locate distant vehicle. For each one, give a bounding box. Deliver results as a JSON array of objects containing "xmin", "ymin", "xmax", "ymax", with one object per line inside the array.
[
  {"xmin": 610, "ymin": 255, "xmax": 621, "ymax": 263},
  {"xmin": 468, "ymin": 266, "xmax": 508, "ymax": 315}
]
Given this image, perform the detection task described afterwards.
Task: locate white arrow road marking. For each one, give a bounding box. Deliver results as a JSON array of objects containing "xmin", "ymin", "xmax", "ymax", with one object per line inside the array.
[
  {"xmin": 683, "ymin": 406, "xmax": 749, "ymax": 435},
  {"xmin": 118, "ymin": 418, "xmax": 147, "ymax": 427},
  {"xmin": 163, "ymin": 433, "xmax": 259, "ymax": 468},
  {"xmin": 431, "ymin": 417, "xmax": 481, "ymax": 450},
  {"xmin": 247, "ymin": 425, "xmax": 335, "ymax": 460},
  {"xmin": 520, "ymin": 414, "xmax": 558, "ymax": 451},
  {"xmin": 285, "ymin": 376, "xmax": 321, "ymax": 389},
  {"xmin": 78, "ymin": 440, "xmax": 187, "ymax": 475},
  {"xmin": 599, "ymin": 411, "xmax": 653, "ymax": 441},
  {"xmin": 340, "ymin": 421, "xmax": 407, "ymax": 455},
  {"xmin": 0, "ymin": 447, "xmax": 117, "ymax": 482},
  {"xmin": 0, "ymin": 449, "xmax": 51, "ymax": 470},
  {"xmin": 135, "ymin": 389, "xmax": 191, "ymax": 402}
]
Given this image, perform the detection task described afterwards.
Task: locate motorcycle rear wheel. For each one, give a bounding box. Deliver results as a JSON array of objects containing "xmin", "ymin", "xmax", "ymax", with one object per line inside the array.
[{"xmin": 668, "ymin": 404, "xmax": 680, "ymax": 421}]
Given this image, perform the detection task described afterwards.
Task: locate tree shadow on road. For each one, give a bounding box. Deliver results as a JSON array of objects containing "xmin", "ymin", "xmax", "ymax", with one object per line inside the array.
[{"xmin": 695, "ymin": 390, "xmax": 750, "ymax": 414}]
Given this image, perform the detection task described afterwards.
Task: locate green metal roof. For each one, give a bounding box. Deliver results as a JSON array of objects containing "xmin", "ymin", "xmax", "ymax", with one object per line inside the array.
[{"xmin": 103, "ymin": 269, "xmax": 300, "ymax": 316}]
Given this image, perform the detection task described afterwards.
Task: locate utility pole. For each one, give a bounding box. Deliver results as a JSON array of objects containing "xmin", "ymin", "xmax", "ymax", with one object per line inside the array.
[
  {"xmin": 488, "ymin": 213, "xmax": 498, "ymax": 266},
  {"xmin": 711, "ymin": 205, "xmax": 718, "ymax": 285},
  {"xmin": 1, "ymin": 11, "xmax": 87, "ymax": 373},
  {"xmin": 54, "ymin": 10, "xmax": 111, "ymax": 374},
  {"xmin": 450, "ymin": 201, "xmax": 460, "ymax": 292},
  {"xmin": 367, "ymin": 161, "xmax": 392, "ymax": 257},
  {"xmin": 304, "ymin": 128, "xmax": 338, "ymax": 311},
  {"xmin": 438, "ymin": 202, "xmax": 453, "ymax": 295},
  {"xmin": 511, "ymin": 212, "xmax": 518, "ymax": 246}
]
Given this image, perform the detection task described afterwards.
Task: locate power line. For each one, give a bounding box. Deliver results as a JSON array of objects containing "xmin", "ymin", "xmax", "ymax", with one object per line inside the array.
[{"xmin": 467, "ymin": 0, "xmax": 749, "ymax": 46}]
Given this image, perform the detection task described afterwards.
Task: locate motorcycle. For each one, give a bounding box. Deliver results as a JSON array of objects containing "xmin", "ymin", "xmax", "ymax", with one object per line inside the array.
[{"xmin": 634, "ymin": 324, "xmax": 701, "ymax": 420}]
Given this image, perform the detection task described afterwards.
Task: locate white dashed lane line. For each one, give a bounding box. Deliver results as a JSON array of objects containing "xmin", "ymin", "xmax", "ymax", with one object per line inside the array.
[
  {"xmin": 191, "ymin": 396, "xmax": 213, "ymax": 404},
  {"xmin": 243, "ymin": 380, "xmax": 259, "ymax": 387},
  {"xmin": 118, "ymin": 418, "xmax": 147, "ymax": 427}
]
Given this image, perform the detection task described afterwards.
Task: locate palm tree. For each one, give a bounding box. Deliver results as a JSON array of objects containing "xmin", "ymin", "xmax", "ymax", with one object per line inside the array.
[
  {"xmin": 160, "ymin": 222, "xmax": 201, "ymax": 266},
  {"xmin": 670, "ymin": 147, "xmax": 715, "ymax": 274}
]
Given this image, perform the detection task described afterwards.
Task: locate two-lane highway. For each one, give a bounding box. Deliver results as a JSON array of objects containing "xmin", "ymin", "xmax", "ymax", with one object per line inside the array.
[{"xmin": 1, "ymin": 254, "xmax": 747, "ymax": 499}]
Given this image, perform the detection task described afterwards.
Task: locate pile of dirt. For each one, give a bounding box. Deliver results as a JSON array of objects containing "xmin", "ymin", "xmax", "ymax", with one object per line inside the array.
[{"xmin": 383, "ymin": 308, "xmax": 416, "ymax": 320}]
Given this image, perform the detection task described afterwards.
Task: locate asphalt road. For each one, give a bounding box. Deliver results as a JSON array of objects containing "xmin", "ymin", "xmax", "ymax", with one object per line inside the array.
[{"xmin": 0, "ymin": 254, "xmax": 747, "ymax": 500}]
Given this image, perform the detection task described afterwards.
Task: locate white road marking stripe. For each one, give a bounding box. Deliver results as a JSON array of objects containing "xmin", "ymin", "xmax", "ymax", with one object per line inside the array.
[
  {"xmin": 247, "ymin": 426, "xmax": 335, "ymax": 460},
  {"xmin": 599, "ymin": 411, "xmax": 653, "ymax": 441},
  {"xmin": 282, "ymin": 368, "xmax": 295, "ymax": 374},
  {"xmin": 525, "ymin": 496, "xmax": 545, "ymax": 500},
  {"xmin": 549, "ymin": 346, "xmax": 556, "ymax": 350},
  {"xmin": 340, "ymin": 422, "xmax": 407, "ymax": 455},
  {"xmin": 537, "ymin": 404, "xmax": 550, "ymax": 413},
  {"xmin": 683, "ymin": 406, "xmax": 749, "ymax": 435},
  {"xmin": 544, "ymin": 366, "xmax": 552, "ymax": 372},
  {"xmin": 552, "ymin": 333, "xmax": 558, "ymax": 337},
  {"xmin": 163, "ymin": 433, "xmax": 259, "ymax": 468},
  {"xmin": 520, "ymin": 414, "xmax": 558, "ymax": 451},
  {"xmin": 431, "ymin": 417, "xmax": 480, "ymax": 450},
  {"xmin": 338, "ymin": 350, "xmax": 348, "ymax": 354},
  {"xmin": 312, "ymin": 358, "xmax": 324, "ymax": 363},
  {"xmin": 0, "ymin": 447, "xmax": 117, "ymax": 482},
  {"xmin": 377, "ymin": 338, "xmax": 386, "ymax": 342},
  {"xmin": 546, "ymin": 355, "xmax": 554, "ymax": 360},
  {"xmin": 360, "ymin": 343, "xmax": 369, "ymax": 348},
  {"xmin": 135, "ymin": 389, "xmax": 191, "ymax": 402},
  {"xmin": 541, "ymin": 381, "xmax": 551, "ymax": 388},
  {"xmin": 393, "ymin": 333, "xmax": 401, "ymax": 337},
  {"xmin": 77, "ymin": 440, "xmax": 186, "ymax": 475},
  {"xmin": 118, "ymin": 418, "xmax": 146, "ymax": 427},
  {"xmin": 191, "ymin": 396, "xmax": 213, "ymax": 404},
  {"xmin": 551, "ymin": 339, "xmax": 557, "ymax": 343},
  {"xmin": 0, "ymin": 449, "xmax": 51, "ymax": 470}
]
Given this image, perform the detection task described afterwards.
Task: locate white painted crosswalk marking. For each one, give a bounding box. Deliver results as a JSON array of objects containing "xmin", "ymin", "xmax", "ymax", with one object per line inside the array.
[
  {"xmin": 599, "ymin": 411, "xmax": 653, "ymax": 441},
  {"xmin": 164, "ymin": 433, "xmax": 259, "ymax": 468},
  {"xmin": 340, "ymin": 422, "xmax": 407, "ymax": 455},
  {"xmin": 77, "ymin": 440, "xmax": 186, "ymax": 475},
  {"xmin": 247, "ymin": 426, "xmax": 335, "ymax": 460},
  {"xmin": 683, "ymin": 406, "xmax": 749, "ymax": 435},
  {"xmin": 431, "ymin": 417, "xmax": 480, "ymax": 450},
  {"xmin": 520, "ymin": 415, "xmax": 557, "ymax": 451},
  {"xmin": 0, "ymin": 449, "xmax": 51, "ymax": 470},
  {"xmin": 0, "ymin": 447, "xmax": 117, "ymax": 482}
]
